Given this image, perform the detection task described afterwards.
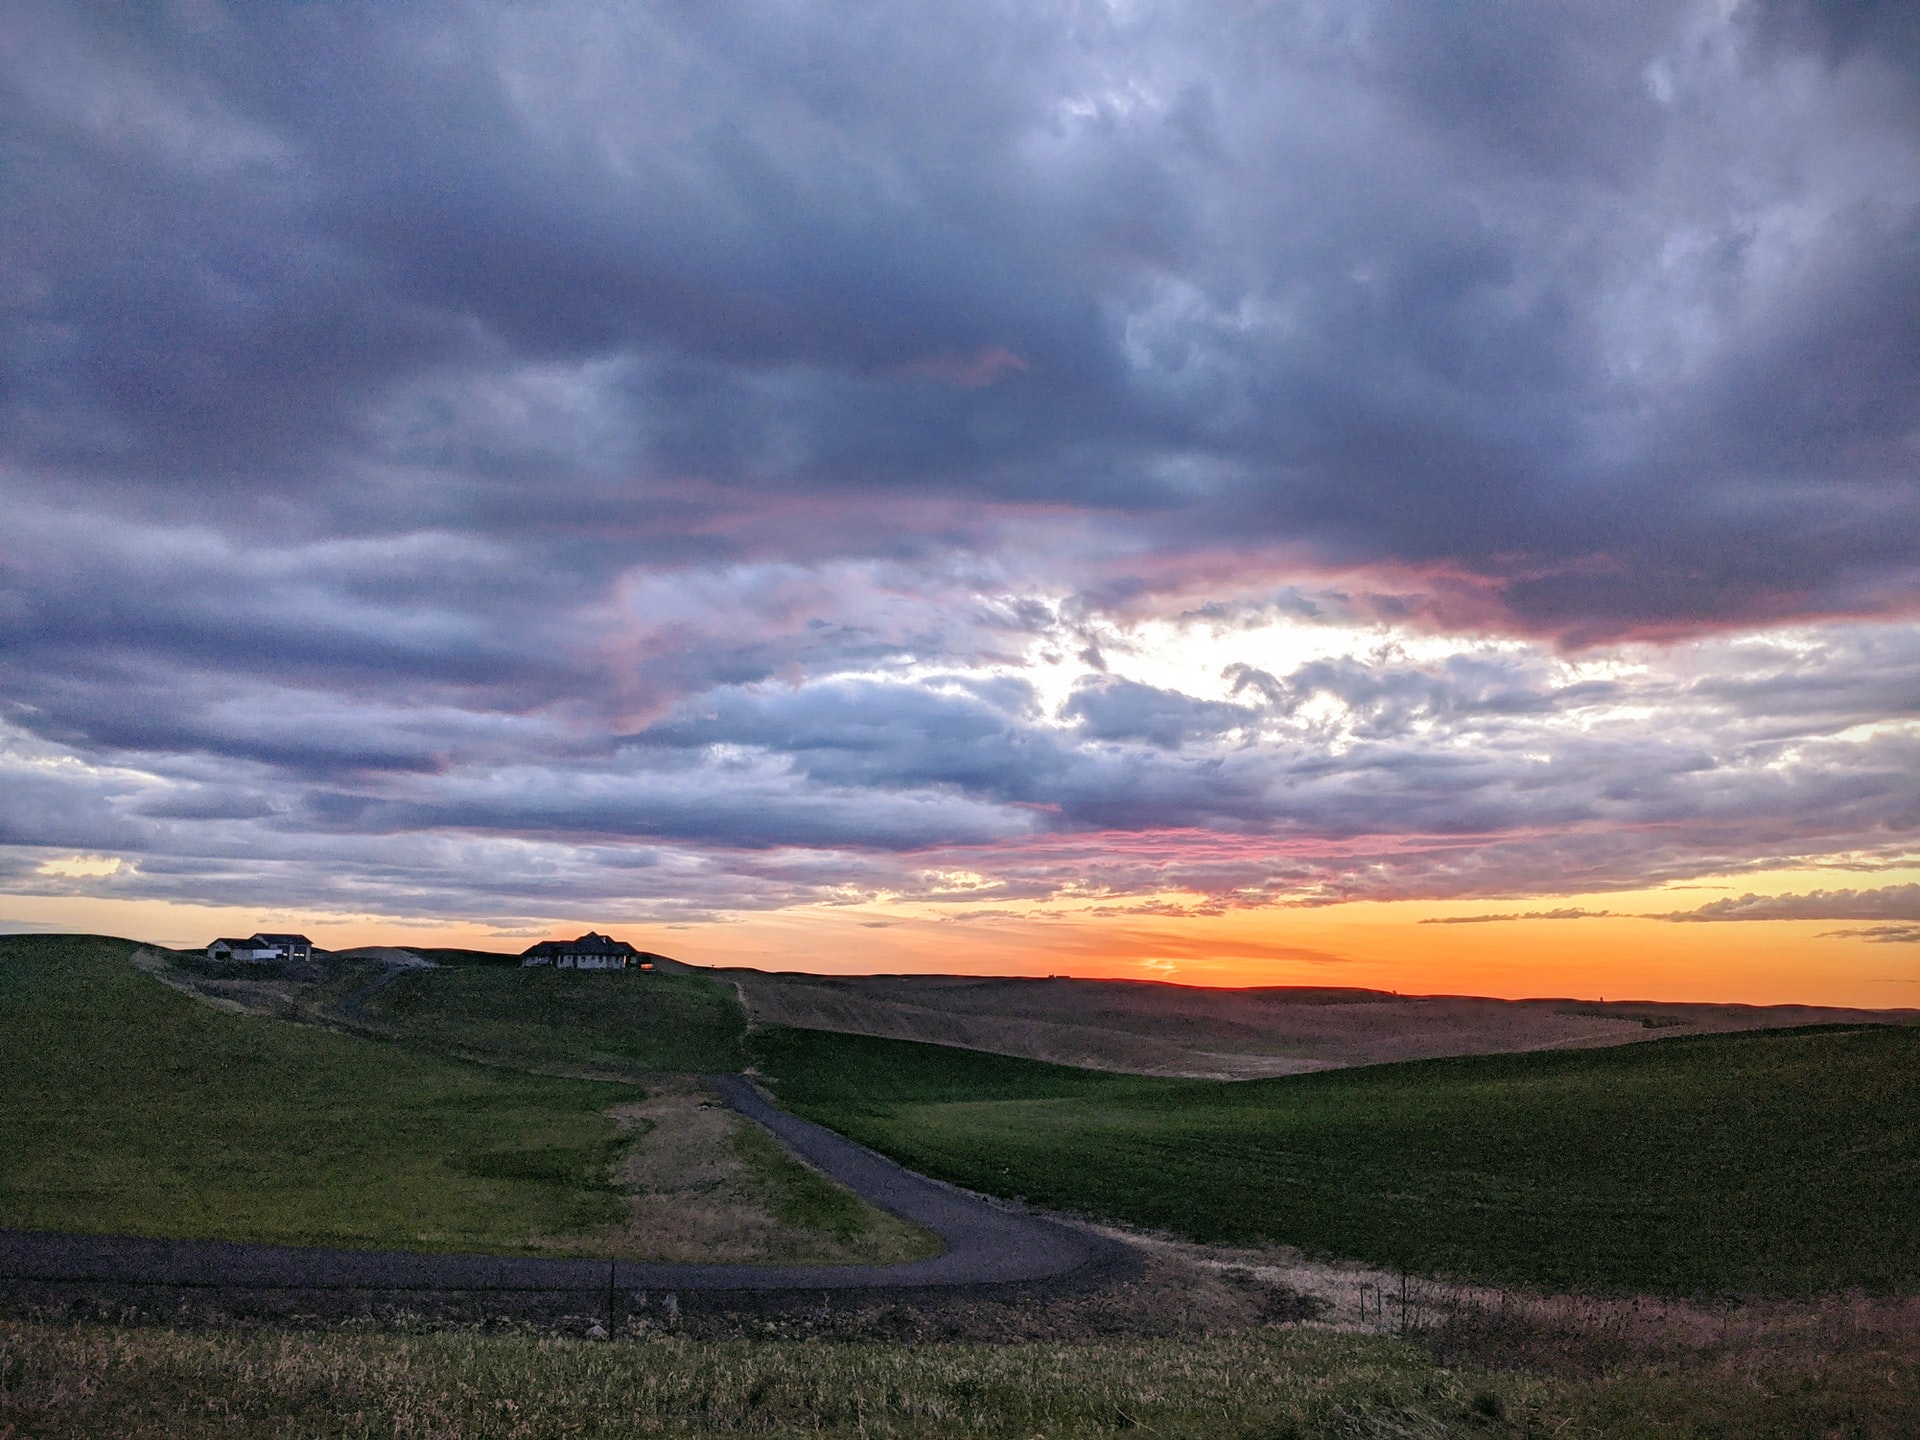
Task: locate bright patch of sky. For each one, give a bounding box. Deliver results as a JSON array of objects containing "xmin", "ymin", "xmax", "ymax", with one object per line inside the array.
[{"xmin": 37, "ymin": 855, "xmax": 125, "ymax": 879}]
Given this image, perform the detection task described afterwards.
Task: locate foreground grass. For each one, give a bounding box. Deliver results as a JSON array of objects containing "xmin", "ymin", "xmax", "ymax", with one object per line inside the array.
[
  {"xmin": 0, "ymin": 936, "xmax": 638, "ymax": 1252},
  {"xmin": 754, "ymin": 1023, "xmax": 1920, "ymax": 1297},
  {"xmin": 4, "ymin": 1319, "xmax": 1915, "ymax": 1439},
  {"xmin": 363, "ymin": 964, "xmax": 747, "ymax": 1074},
  {"xmin": 0, "ymin": 1321, "xmax": 1563, "ymax": 1439}
]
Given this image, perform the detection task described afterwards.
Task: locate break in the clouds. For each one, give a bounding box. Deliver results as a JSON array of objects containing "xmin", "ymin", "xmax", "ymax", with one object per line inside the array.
[{"xmin": 2, "ymin": 1, "xmax": 1917, "ymax": 935}]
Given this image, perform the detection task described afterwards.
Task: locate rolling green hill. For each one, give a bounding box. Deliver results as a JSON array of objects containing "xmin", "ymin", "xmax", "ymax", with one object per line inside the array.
[
  {"xmin": 359, "ymin": 963, "xmax": 746, "ymax": 1074},
  {"xmin": 754, "ymin": 1022, "xmax": 1920, "ymax": 1296},
  {"xmin": 0, "ymin": 935, "xmax": 638, "ymax": 1251}
]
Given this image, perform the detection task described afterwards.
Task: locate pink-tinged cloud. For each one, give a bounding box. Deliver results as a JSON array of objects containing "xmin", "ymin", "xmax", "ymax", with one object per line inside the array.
[{"xmin": 902, "ymin": 348, "xmax": 1030, "ymax": 387}]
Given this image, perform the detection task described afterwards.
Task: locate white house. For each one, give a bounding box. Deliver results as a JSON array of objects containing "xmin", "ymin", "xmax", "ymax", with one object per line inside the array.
[{"xmin": 206, "ymin": 932, "xmax": 313, "ymax": 962}]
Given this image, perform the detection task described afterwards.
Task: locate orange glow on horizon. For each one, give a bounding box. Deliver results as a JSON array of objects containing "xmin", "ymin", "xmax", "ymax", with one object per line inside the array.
[{"xmin": 7, "ymin": 880, "xmax": 1917, "ymax": 1011}]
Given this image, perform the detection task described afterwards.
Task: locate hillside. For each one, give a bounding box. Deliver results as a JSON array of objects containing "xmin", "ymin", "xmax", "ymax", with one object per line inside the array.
[
  {"xmin": 0, "ymin": 935, "xmax": 635, "ymax": 1251},
  {"xmin": 729, "ymin": 967, "xmax": 1916, "ymax": 1078},
  {"xmin": 0, "ymin": 936, "xmax": 927, "ymax": 1264},
  {"xmin": 754, "ymin": 1020, "xmax": 1920, "ymax": 1296},
  {"xmin": 357, "ymin": 962, "xmax": 747, "ymax": 1075}
]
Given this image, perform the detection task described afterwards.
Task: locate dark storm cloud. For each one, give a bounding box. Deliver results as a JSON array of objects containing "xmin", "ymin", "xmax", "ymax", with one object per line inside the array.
[
  {"xmin": 4, "ymin": 1, "xmax": 1919, "ymax": 925},
  {"xmin": 6, "ymin": 0, "xmax": 1917, "ymax": 620}
]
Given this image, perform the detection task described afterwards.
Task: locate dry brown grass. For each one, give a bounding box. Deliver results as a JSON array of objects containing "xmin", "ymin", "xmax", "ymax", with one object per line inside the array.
[
  {"xmin": 0, "ymin": 1318, "xmax": 1569, "ymax": 1439},
  {"xmin": 1096, "ymin": 1224, "xmax": 1920, "ymax": 1367},
  {"xmin": 519, "ymin": 1077, "xmax": 936, "ymax": 1265},
  {"xmin": 6, "ymin": 1282, "xmax": 1916, "ymax": 1439},
  {"xmin": 609, "ymin": 1077, "xmax": 783, "ymax": 1262}
]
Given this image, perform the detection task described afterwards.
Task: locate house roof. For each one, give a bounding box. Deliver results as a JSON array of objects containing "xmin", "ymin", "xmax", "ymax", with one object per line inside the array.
[
  {"xmin": 251, "ymin": 932, "xmax": 312, "ymax": 945},
  {"xmin": 210, "ymin": 937, "xmax": 257, "ymax": 948}
]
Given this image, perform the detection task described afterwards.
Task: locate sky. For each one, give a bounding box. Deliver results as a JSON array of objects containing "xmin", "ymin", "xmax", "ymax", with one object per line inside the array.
[{"xmin": 3, "ymin": 1, "xmax": 1918, "ymax": 1004}]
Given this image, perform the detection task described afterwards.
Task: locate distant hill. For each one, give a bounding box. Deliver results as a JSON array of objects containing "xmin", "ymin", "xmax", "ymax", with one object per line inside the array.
[{"xmin": 723, "ymin": 968, "xmax": 1918, "ymax": 1079}]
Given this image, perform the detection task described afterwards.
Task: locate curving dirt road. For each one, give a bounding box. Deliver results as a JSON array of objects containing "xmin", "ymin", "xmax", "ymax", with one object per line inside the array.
[{"xmin": 0, "ymin": 1077, "xmax": 1133, "ymax": 1320}]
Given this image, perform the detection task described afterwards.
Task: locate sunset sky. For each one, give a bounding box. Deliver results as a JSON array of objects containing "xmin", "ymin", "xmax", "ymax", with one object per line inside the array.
[{"xmin": 4, "ymin": 2, "xmax": 1918, "ymax": 1005}]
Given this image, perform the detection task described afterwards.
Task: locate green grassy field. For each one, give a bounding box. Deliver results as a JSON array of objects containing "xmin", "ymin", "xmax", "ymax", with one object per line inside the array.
[
  {"xmin": 361, "ymin": 964, "xmax": 746, "ymax": 1074},
  {"xmin": 753, "ymin": 1022, "xmax": 1920, "ymax": 1297},
  {"xmin": 0, "ymin": 936, "xmax": 643, "ymax": 1251}
]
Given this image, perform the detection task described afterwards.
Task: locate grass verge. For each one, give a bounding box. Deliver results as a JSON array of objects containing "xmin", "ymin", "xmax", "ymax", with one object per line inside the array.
[{"xmin": 752, "ymin": 1021, "xmax": 1920, "ymax": 1296}]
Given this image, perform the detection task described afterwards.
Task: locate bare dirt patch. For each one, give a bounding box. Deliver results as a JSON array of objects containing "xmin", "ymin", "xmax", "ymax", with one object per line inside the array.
[
  {"xmin": 729, "ymin": 969, "xmax": 1915, "ymax": 1078},
  {"xmin": 1102, "ymin": 1229, "xmax": 1419, "ymax": 1334}
]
